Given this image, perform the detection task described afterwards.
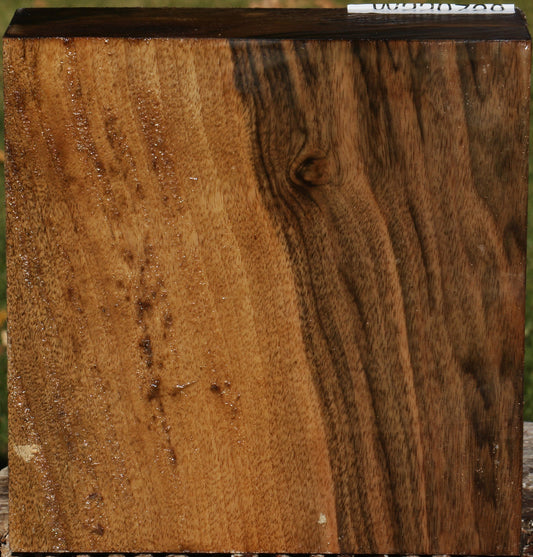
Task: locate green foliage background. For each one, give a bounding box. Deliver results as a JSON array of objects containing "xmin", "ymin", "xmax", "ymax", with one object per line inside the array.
[{"xmin": 0, "ymin": 0, "xmax": 531, "ymax": 467}]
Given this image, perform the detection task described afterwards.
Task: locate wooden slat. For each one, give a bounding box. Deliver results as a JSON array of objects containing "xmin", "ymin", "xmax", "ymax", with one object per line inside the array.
[
  {"xmin": 4, "ymin": 8, "xmax": 530, "ymax": 555},
  {"xmin": 0, "ymin": 468, "xmax": 7, "ymax": 546}
]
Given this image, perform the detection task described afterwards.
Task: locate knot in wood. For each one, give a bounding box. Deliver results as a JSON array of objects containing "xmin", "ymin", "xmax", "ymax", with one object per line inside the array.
[{"xmin": 290, "ymin": 150, "xmax": 332, "ymax": 189}]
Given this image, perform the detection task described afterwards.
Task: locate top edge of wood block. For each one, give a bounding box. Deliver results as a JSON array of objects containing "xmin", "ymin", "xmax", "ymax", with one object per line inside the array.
[{"xmin": 3, "ymin": 7, "xmax": 531, "ymax": 41}]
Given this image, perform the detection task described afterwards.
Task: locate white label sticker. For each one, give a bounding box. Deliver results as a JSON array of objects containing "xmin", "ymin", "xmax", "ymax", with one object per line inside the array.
[{"xmin": 347, "ymin": 3, "xmax": 515, "ymax": 14}]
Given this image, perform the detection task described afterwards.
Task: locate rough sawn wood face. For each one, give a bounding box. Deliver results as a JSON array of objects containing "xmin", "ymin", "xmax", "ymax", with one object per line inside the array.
[{"xmin": 3, "ymin": 10, "xmax": 530, "ymax": 555}]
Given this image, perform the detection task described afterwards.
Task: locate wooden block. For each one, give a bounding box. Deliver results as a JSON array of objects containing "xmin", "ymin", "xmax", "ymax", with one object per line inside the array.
[{"xmin": 3, "ymin": 7, "xmax": 530, "ymax": 554}]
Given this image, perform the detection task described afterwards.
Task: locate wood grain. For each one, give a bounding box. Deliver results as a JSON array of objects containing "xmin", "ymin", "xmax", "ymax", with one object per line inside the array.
[
  {"xmin": 7, "ymin": 413, "xmax": 533, "ymax": 556},
  {"xmin": 4, "ymin": 9, "xmax": 530, "ymax": 555},
  {"xmin": 6, "ymin": 417, "xmax": 533, "ymax": 555},
  {"xmin": 3, "ymin": 419, "xmax": 533, "ymax": 557},
  {"xmin": 4, "ymin": 7, "xmax": 530, "ymax": 40}
]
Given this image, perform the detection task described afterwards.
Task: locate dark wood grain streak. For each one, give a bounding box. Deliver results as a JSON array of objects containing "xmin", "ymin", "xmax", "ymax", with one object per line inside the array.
[
  {"xmin": 230, "ymin": 38, "xmax": 529, "ymax": 554},
  {"xmin": 4, "ymin": 8, "xmax": 531, "ymax": 41},
  {"xmin": 4, "ymin": 10, "xmax": 530, "ymax": 555}
]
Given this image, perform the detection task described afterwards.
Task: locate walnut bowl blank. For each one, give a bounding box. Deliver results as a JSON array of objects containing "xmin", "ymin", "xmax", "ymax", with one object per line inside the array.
[{"xmin": 3, "ymin": 7, "xmax": 531, "ymax": 554}]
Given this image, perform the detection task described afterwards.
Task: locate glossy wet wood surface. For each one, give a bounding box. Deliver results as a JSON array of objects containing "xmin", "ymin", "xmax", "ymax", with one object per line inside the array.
[{"xmin": 3, "ymin": 11, "xmax": 530, "ymax": 555}]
